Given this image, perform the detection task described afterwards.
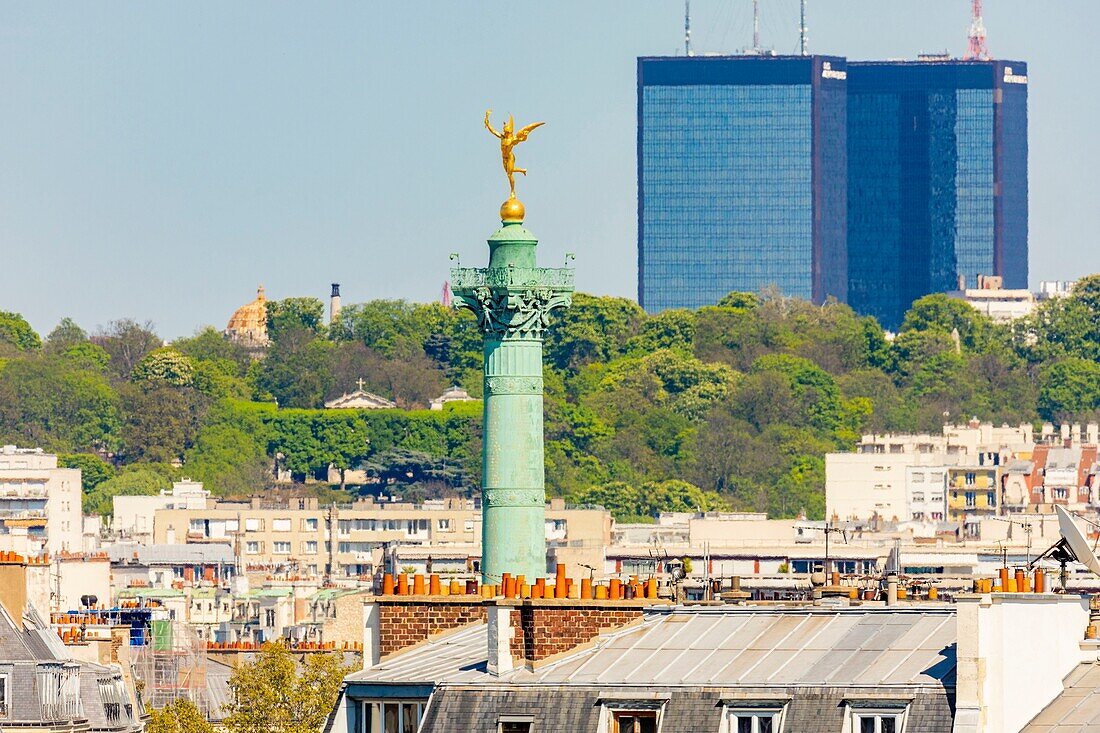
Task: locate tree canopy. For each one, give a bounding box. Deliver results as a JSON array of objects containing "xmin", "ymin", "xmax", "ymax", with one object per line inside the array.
[{"xmin": 1, "ymin": 277, "xmax": 1098, "ymax": 521}]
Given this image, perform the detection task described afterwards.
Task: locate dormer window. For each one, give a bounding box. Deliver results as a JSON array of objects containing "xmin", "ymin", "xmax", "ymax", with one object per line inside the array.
[
  {"xmin": 722, "ymin": 698, "xmax": 789, "ymax": 733},
  {"xmin": 845, "ymin": 699, "xmax": 909, "ymax": 733},
  {"xmin": 598, "ymin": 697, "xmax": 666, "ymax": 733}
]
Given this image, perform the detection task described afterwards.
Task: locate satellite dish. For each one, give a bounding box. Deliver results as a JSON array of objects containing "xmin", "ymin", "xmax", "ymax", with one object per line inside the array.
[
  {"xmin": 1055, "ymin": 506, "xmax": 1100, "ymax": 576},
  {"xmin": 1032, "ymin": 506, "xmax": 1100, "ymax": 590}
]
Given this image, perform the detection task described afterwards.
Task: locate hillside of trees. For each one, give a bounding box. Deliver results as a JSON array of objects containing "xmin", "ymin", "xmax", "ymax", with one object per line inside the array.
[{"xmin": 1, "ymin": 275, "xmax": 1099, "ymax": 522}]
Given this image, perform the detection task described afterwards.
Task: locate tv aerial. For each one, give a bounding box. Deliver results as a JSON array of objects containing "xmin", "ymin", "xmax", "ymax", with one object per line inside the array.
[{"xmin": 1031, "ymin": 506, "xmax": 1100, "ymax": 590}]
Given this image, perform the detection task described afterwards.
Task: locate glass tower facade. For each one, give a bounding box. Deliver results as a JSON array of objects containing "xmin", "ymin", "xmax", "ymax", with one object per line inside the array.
[
  {"xmin": 637, "ymin": 56, "xmax": 848, "ymax": 313},
  {"xmin": 847, "ymin": 60, "xmax": 1028, "ymax": 329}
]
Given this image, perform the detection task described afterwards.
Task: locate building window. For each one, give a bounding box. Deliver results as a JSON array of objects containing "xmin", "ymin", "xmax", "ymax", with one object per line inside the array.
[
  {"xmin": 245, "ymin": 518, "xmax": 263, "ymax": 531},
  {"xmin": 1054, "ymin": 488, "xmax": 1068, "ymax": 500},
  {"xmin": 965, "ymin": 491, "xmax": 976, "ymax": 508},
  {"xmin": 273, "ymin": 542, "xmax": 291, "ymax": 554},
  {"xmin": 727, "ymin": 707, "xmax": 784, "ymax": 733},
  {"xmin": 911, "ymin": 512, "xmax": 924, "ymax": 521},
  {"xmin": 303, "ymin": 518, "xmax": 319, "ymax": 532},
  {"xmin": 0, "ymin": 672, "xmax": 8, "ymax": 716},
  {"xmin": 611, "ymin": 711, "xmax": 658, "ymax": 733},
  {"xmin": 931, "ymin": 512, "xmax": 943, "ymax": 521},
  {"xmin": 464, "ymin": 519, "xmax": 475, "ymax": 532},
  {"xmin": 911, "ymin": 492, "xmax": 924, "ymax": 503},
  {"xmin": 853, "ymin": 712, "xmax": 902, "ymax": 733},
  {"xmin": 965, "ymin": 472, "xmax": 976, "ymax": 486},
  {"xmin": 438, "ymin": 519, "xmax": 452, "ymax": 531},
  {"xmin": 245, "ymin": 541, "xmax": 261, "ymax": 554},
  {"xmin": 498, "ymin": 717, "xmax": 534, "ymax": 733},
  {"xmin": 226, "ymin": 519, "xmax": 239, "ymax": 531},
  {"xmin": 265, "ymin": 609, "xmax": 275, "ymax": 627},
  {"xmin": 189, "ymin": 519, "xmax": 206, "ymax": 535},
  {"xmin": 360, "ymin": 700, "xmax": 426, "ymax": 733},
  {"xmin": 986, "ymin": 491, "xmax": 995, "ymax": 506},
  {"xmin": 272, "ymin": 518, "xmax": 292, "ymax": 532},
  {"xmin": 304, "ymin": 541, "xmax": 318, "ymax": 555},
  {"xmin": 911, "ymin": 473, "xmax": 925, "ymax": 483}
]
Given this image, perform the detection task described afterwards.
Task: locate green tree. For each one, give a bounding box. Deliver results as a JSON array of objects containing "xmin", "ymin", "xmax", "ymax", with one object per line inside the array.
[
  {"xmin": 544, "ymin": 294, "xmax": 645, "ymax": 371},
  {"xmin": 626, "ymin": 309, "xmax": 696, "ymax": 354},
  {"xmin": 184, "ymin": 401, "xmax": 273, "ymax": 496},
  {"xmin": 900, "ymin": 294, "xmax": 993, "ymax": 351},
  {"xmin": 118, "ymin": 384, "xmax": 208, "ymax": 464},
  {"xmin": 0, "ymin": 356, "xmax": 120, "ymax": 453},
  {"xmin": 716, "ymin": 291, "xmax": 760, "ymax": 310},
  {"xmin": 146, "ymin": 698, "xmax": 216, "ymax": 733},
  {"xmin": 132, "ymin": 349, "xmax": 196, "ymax": 387},
  {"xmin": 91, "ymin": 319, "xmax": 161, "ymax": 381},
  {"xmin": 59, "ymin": 453, "xmax": 116, "ymax": 493},
  {"xmin": 83, "ymin": 467, "xmax": 171, "ymax": 515},
  {"xmin": 223, "ymin": 642, "xmax": 350, "ymax": 733},
  {"xmin": 266, "ymin": 298, "xmax": 326, "ymax": 342},
  {"xmin": 0, "ymin": 311, "xmax": 41, "ymax": 351},
  {"xmin": 1037, "ymin": 358, "xmax": 1100, "ymax": 422},
  {"xmin": 57, "ymin": 342, "xmax": 111, "ymax": 372},
  {"xmin": 44, "ymin": 317, "xmax": 88, "ymax": 352},
  {"xmin": 173, "ymin": 327, "xmax": 253, "ymax": 376},
  {"xmin": 251, "ymin": 330, "xmax": 334, "ymax": 408}
]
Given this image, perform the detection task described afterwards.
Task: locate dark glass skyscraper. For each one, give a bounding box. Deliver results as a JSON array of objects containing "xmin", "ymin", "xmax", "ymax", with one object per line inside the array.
[
  {"xmin": 847, "ymin": 60, "xmax": 1028, "ymax": 329},
  {"xmin": 637, "ymin": 55, "xmax": 848, "ymax": 313}
]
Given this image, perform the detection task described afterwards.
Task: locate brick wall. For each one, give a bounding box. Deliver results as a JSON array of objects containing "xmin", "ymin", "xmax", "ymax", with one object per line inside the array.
[
  {"xmin": 375, "ymin": 597, "xmax": 486, "ymax": 658},
  {"xmin": 506, "ymin": 600, "xmax": 647, "ymax": 663}
]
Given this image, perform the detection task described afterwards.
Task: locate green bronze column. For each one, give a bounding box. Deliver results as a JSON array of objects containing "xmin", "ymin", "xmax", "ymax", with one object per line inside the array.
[{"xmin": 451, "ymin": 199, "xmax": 573, "ymax": 583}]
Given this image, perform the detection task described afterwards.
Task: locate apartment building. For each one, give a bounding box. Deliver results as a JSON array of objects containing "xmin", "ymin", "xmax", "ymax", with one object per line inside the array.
[
  {"xmin": 826, "ymin": 422, "xmax": 1032, "ymax": 523},
  {"xmin": 112, "ymin": 478, "xmax": 210, "ymax": 540},
  {"xmin": 906, "ymin": 465, "xmax": 949, "ymax": 522},
  {"xmin": 153, "ymin": 496, "xmax": 611, "ymax": 580},
  {"xmin": 0, "ymin": 445, "xmax": 81, "ymax": 554}
]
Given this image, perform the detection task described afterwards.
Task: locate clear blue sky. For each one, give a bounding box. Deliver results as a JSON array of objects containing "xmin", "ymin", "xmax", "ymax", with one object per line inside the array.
[{"xmin": 2, "ymin": 1, "xmax": 1097, "ymax": 339}]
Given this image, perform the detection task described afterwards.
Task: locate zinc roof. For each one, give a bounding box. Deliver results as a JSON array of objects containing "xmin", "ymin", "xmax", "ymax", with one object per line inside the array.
[
  {"xmin": 107, "ymin": 543, "xmax": 235, "ymax": 565},
  {"xmin": 1024, "ymin": 662, "xmax": 1100, "ymax": 730},
  {"xmin": 350, "ymin": 606, "xmax": 956, "ymax": 689}
]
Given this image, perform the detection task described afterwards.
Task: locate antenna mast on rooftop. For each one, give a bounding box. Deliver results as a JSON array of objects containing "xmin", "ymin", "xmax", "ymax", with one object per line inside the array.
[
  {"xmin": 684, "ymin": 0, "xmax": 693, "ymax": 56},
  {"xmin": 964, "ymin": 0, "xmax": 990, "ymax": 60},
  {"xmin": 753, "ymin": 0, "xmax": 761, "ymax": 51},
  {"xmin": 800, "ymin": 0, "xmax": 808, "ymax": 55}
]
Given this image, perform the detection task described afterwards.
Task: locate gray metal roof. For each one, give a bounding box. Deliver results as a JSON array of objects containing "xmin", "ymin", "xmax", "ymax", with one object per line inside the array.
[
  {"xmin": 1024, "ymin": 662, "xmax": 1100, "ymax": 730},
  {"xmin": 107, "ymin": 543, "xmax": 235, "ymax": 565},
  {"xmin": 350, "ymin": 606, "xmax": 957, "ymax": 689}
]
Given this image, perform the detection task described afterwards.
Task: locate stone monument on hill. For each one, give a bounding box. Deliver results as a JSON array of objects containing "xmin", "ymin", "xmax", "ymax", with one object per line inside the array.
[{"xmin": 450, "ymin": 111, "xmax": 574, "ymax": 583}]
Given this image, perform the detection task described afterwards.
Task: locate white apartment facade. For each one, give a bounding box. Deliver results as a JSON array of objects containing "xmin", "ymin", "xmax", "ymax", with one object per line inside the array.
[
  {"xmin": 0, "ymin": 445, "xmax": 81, "ymax": 554},
  {"xmin": 112, "ymin": 478, "xmax": 210, "ymax": 540},
  {"xmin": 827, "ymin": 422, "xmax": 1033, "ymax": 523},
  {"xmin": 906, "ymin": 465, "xmax": 949, "ymax": 522}
]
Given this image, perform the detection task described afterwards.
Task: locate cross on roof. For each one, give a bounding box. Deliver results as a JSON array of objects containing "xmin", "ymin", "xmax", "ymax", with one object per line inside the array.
[{"xmin": 356, "ymin": 378, "xmax": 365, "ymax": 391}]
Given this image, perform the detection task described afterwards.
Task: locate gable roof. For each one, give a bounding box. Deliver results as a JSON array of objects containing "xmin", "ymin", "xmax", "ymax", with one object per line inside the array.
[{"xmin": 324, "ymin": 389, "xmax": 397, "ymax": 410}]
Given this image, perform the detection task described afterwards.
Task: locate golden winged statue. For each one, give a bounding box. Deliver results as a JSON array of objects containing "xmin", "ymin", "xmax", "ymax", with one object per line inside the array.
[{"xmin": 485, "ymin": 109, "xmax": 545, "ymax": 199}]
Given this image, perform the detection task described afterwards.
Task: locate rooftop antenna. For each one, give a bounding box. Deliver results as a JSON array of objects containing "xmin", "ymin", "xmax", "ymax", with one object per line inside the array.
[
  {"xmin": 753, "ymin": 0, "xmax": 761, "ymax": 51},
  {"xmin": 684, "ymin": 0, "xmax": 693, "ymax": 56},
  {"xmin": 1032, "ymin": 506, "xmax": 1100, "ymax": 590},
  {"xmin": 800, "ymin": 0, "xmax": 808, "ymax": 55},
  {"xmin": 964, "ymin": 0, "xmax": 990, "ymax": 60}
]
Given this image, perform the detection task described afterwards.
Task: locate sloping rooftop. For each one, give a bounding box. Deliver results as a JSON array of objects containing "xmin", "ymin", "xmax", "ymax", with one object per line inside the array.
[
  {"xmin": 350, "ymin": 605, "xmax": 957, "ymax": 688},
  {"xmin": 107, "ymin": 543, "xmax": 235, "ymax": 565},
  {"xmin": 1024, "ymin": 662, "xmax": 1100, "ymax": 730}
]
